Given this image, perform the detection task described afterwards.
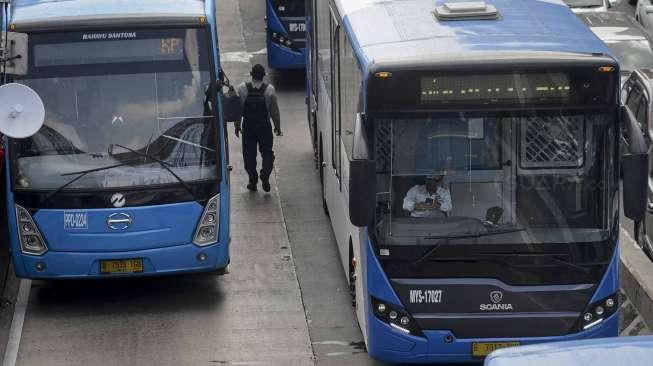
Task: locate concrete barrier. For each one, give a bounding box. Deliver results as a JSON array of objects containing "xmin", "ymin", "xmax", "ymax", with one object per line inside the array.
[{"xmin": 620, "ymin": 233, "xmax": 653, "ymax": 330}]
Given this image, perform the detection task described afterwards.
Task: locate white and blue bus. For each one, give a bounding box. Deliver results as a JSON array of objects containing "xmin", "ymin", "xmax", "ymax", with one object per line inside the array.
[
  {"xmin": 1, "ymin": 0, "xmax": 233, "ymax": 279},
  {"xmin": 307, "ymin": 0, "xmax": 648, "ymax": 363},
  {"xmin": 266, "ymin": 0, "xmax": 306, "ymax": 69}
]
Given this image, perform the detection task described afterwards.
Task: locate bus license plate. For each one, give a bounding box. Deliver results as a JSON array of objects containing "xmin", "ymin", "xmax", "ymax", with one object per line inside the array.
[
  {"xmin": 100, "ymin": 259, "xmax": 144, "ymax": 274},
  {"xmin": 472, "ymin": 342, "xmax": 520, "ymax": 357}
]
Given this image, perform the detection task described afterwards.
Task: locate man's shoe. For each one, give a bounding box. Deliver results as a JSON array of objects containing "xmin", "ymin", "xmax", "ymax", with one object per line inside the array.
[
  {"xmin": 261, "ymin": 178, "xmax": 271, "ymax": 192},
  {"xmin": 246, "ymin": 182, "xmax": 257, "ymax": 192}
]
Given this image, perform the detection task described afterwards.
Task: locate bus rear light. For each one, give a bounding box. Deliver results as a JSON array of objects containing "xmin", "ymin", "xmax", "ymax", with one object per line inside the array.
[
  {"xmin": 15, "ymin": 205, "xmax": 48, "ymax": 256},
  {"xmin": 371, "ymin": 296, "xmax": 424, "ymax": 337},
  {"xmin": 193, "ymin": 194, "xmax": 220, "ymax": 247}
]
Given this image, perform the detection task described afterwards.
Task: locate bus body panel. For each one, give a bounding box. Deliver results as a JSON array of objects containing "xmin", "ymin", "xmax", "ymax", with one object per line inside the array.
[
  {"xmin": 14, "ymin": 243, "xmax": 229, "ymax": 279},
  {"xmin": 5, "ymin": 0, "xmax": 232, "ymax": 279},
  {"xmin": 309, "ymin": 0, "xmax": 623, "ymax": 363},
  {"xmin": 266, "ymin": 0, "xmax": 306, "ymax": 69},
  {"xmin": 9, "ymin": 0, "xmax": 208, "ymax": 30},
  {"xmin": 32, "ymin": 204, "xmax": 203, "ymax": 252},
  {"xmin": 364, "ymin": 236, "xmax": 620, "ymax": 364}
]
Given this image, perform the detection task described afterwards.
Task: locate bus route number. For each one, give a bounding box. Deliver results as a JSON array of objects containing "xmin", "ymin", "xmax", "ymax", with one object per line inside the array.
[
  {"xmin": 409, "ymin": 289, "xmax": 443, "ymax": 304},
  {"xmin": 161, "ymin": 38, "xmax": 182, "ymax": 55}
]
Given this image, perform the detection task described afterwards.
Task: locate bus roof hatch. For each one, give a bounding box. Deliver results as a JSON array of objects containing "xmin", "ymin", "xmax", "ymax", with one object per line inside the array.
[{"xmin": 434, "ymin": 1, "xmax": 500, "ymax": 21}]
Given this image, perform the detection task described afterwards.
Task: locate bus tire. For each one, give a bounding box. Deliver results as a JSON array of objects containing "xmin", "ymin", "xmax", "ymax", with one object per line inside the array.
[{"xmin": 639, "ymin": 224, "xmax": 653, "ymax": 261}]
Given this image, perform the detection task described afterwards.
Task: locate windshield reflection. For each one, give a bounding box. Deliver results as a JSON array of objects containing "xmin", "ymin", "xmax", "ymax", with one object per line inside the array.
[
  {"xmin": 374, "ymin": 112, "xmax": 616, "ymax": 246},
  {"xmin": 13, "ymin": 28, "xmax": 218, "ymax": 190}
]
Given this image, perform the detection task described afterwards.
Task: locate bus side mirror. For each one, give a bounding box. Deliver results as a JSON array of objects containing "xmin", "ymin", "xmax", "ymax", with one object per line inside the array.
[
  {"xmin": 349, "ymin": 160, "xmax": 375, "ymax": 227},
  {"xmin": 220, "ymin": 84, "xmax": 242, "ymax": 123},
  {"xmin": 213, "ymin": 70, "xmax": 241, "ymax": 123},
  {"xmin": 622, "ymin": 105, "xmax": 649, "ymax": 222}
]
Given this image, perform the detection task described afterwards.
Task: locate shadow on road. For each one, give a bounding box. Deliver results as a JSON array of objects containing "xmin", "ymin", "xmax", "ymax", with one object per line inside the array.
[
  {"xmin": 30, "ymin": 273, "xmax": 225, "ymax": 313},
  {"xmin": 269, "ymin": 69, "xmax": 306, "ymax": 92}
]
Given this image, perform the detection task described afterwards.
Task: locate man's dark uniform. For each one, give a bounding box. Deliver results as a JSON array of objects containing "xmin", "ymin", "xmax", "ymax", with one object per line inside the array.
[{"xmin": 236, "ymin": 65, "xmax": 281, "ymax": 192}]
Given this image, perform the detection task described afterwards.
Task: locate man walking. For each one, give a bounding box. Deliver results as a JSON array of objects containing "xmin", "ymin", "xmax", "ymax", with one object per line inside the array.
[{"xmin": 235, "ymin": 64, "xmax": 282, "ymax": 192}]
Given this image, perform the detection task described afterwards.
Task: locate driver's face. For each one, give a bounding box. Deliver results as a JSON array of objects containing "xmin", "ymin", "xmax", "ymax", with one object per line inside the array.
[{"xmin": 426, "ymin": 179, "xmax": 440, "ymax": 193}]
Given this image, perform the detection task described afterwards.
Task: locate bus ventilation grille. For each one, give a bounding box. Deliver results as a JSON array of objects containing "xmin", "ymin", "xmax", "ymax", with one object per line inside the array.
[{"xmin": 520, "ymin": 116, "xmax": 584, "ymax": 168}]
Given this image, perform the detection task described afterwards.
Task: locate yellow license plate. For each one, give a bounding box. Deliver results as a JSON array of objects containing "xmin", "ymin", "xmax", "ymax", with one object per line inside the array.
[
  {"xmin": 100, "ymin": 259, "xmax": 144, "ymax": 274},
  {"xmin": 472, "ymin": 342, "xmax": 520, "ymax": 357}
]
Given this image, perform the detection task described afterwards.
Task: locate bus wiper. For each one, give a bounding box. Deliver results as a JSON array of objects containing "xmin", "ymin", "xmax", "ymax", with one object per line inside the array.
[
  {"xmin": 109, "ymin": 143, "xmax": 199, "ymax": 202},
  {"xmin": 479, "ymin": 252, "xmax": 591, "ymax": 274},
  {"xmin": 412, "ymin": 228, "xmax": 526, "ymax": 267},
  {"xmin": 44, "ymin": 160, "xmax": 137, "ymax": 203}
]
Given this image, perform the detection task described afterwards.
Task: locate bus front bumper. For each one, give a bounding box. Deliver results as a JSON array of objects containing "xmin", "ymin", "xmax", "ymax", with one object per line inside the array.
[
  {"xmin": 267, "ymin": 42, "xmax": 305, "ymax": 69},
  {"xmin": 367, "ymin": 310, "xmax": 619, "ymax": 364},
  {"xmin": 12, "ymin": 241, "xmax": 229, "ymax": 279}
]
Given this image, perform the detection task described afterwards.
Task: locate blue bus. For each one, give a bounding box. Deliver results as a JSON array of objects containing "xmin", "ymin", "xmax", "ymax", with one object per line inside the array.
[
  {"xmin": 485, "ymin": 336, "xmax": 653, "ymax": 366},
  {"xmin": 306, "ymin": 0, "xmax": 648, "ymax": 363},
  {"xmin": 266, "ymin": 0, "xmax": 306, "ymax": 69},
  {"xmin": 1, "ymin": 0, "xmax": 232, "ymax": 279}
]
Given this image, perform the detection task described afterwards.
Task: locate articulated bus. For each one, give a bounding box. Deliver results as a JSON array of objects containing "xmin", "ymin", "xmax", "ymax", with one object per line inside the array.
[
  {"xmin": 266, "ymin": 0, "xmax": 306, "ymax": 69},
  {"xmin": 307, "ymin": 0, "xmax": 648, "ymax": 363},
  {"xmin": 1, "ymin": 0, "xmax": 232, "ymax": 279}
]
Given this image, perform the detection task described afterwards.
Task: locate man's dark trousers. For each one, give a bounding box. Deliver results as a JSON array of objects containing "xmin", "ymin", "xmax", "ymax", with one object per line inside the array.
[{"xmin": 242, "ymin": 123, "xmax": 274, "ymax": 185}]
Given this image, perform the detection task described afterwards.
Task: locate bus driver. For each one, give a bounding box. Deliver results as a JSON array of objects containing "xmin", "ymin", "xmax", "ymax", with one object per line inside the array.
[{"xmin": 403, "ymin": 175, "xmax": 452, "ymax": 218}]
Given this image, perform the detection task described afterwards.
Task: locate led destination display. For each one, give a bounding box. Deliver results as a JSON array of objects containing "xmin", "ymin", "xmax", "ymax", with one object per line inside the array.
[{"xmin": 420, "ymin": 73, "xmax": 572, "ymax": 104}]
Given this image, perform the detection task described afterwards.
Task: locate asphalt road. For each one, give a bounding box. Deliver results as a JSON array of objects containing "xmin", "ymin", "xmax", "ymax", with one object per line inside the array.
[{"xmin": 0, "ymin": 1, "xmax": 650, "ymax": 366}]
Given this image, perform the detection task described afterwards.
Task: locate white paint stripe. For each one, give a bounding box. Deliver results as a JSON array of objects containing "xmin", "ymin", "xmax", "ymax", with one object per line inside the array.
[
  {"xmin": 220, "ymin": 48, "xmax": 268, "ymax": 63},
  {"xmin": 325, "ymin": 352, "xmax": 363, "ymax": 357},
  {"xmin": 311, "ymin": 341, "xmax": 350, "ymax": 346},
  {"xmin": 220, "ymin": 51, "xmax": 253, "ymax": 63},
  {"xmin": 2, "ymin": 279, "xmax": 31, "ymax": 366}
]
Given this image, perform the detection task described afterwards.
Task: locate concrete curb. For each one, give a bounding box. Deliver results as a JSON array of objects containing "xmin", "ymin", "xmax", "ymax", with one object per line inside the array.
[
  {"xmin": 0, "ymin": 264, "xmax": 19, "ymax": 363},
  {"xmin": 620, "ymin": 236, "xmax": 653, "ymax": 330}
]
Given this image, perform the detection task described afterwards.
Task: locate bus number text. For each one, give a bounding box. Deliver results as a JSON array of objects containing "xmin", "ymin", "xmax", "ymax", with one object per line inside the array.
[
  {"xmin": 289, "ymin": 23, "xmax": 306, "ymax": 33},
  {"xmin": 409, "ymin": 289, "xmax": 443, "ymax": 304}
]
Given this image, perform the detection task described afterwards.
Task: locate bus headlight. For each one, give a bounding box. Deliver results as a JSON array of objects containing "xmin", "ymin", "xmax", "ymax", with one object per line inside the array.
[
  {"xmin": 269, "ymin": 30, "xmax": 294, "ymax": 49},
  {"xmin": 577, "ymin": 294, "xmax": 618, "ymax": 331},
  {"xmin": 193, "ymin": 194, "xmax": 220, "ymax": 246},
  {"xmin": 15, "ymin": 205, "xmax": 48, "ymax": 255},
  {"xmin": 371, "ymin": 296, "xmax": 424, "ymax": 337}
]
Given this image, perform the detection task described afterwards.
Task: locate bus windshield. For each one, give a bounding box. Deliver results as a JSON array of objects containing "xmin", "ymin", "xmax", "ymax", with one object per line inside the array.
[
  {"xmin": 12, "ymin": 28, "xmax": 218, "ymax": 191},
  {"xmin": 374, "ymin": 110, "xmax": 618, "ymax": 246}
]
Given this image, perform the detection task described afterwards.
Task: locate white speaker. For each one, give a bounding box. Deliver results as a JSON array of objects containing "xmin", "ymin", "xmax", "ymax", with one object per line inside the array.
[{"xmin": 0, "ymin": 83, "xmax": 45, "ymax": 138}]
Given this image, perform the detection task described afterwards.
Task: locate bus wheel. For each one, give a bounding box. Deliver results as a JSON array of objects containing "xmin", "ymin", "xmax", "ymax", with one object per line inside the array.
[
  {"xmin": 349, "ymin": 241, "xmax": 356, "ymax": 307},
  {"xmin": 640, "ymin": 225, "xmax": 653, "ymax": 261},
  {"xmin": 319, "ymin": 137, "xmax": 329, "ymax": 216}
]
